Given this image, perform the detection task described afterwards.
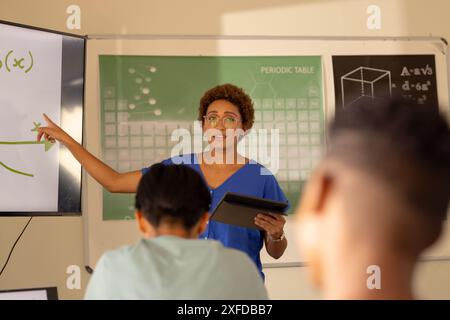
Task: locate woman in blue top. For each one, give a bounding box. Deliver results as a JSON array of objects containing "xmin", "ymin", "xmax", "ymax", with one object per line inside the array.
[{"xmin": 37, "ymin": 83, "xmax": 288, "ymax": 278}]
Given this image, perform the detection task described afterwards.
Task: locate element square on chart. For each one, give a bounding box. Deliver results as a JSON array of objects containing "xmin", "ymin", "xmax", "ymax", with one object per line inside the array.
[
  {"xmin": 105, "ymin": 137, "xmax": 117, "ymax": 148},
  {"xmin": 105, "ymin": 112, "xmax": 116, "ymax": 123},
  {"xmin": 118, "ymin": 137, "xmax": 129, "ymax": 148},
  {"xmin": 143, "ymin": 137, "xmax": 154, "ymax": 147},
  {"xmin": 286, "ymin": 110, "xmax": 296, "ymax": 120},
  {"xmin": 104, "ymin": 150, "xmax": 117, "ymax": 161},
  {"xmin": 130, "ymin": 124, "xmax": 142, "ymax": 135},
  {"xmin": 310, "ymin": 134, "xmax": 321, "ymax": 145},
  {"xmin": 118, "ymin": 149, "xmax": 130, "ymax": 160},
  {"xmin": 299, "ymin": 135, "xmax": 309, "ymax": 145},
  {"xmin": 274, "ymin": 111, "xmax": 285, "ymax": 121},
  {"xmin": 289, "ymin": 170, "xmax": 301, "ymax": 181},
  {"xmin": 299, "ymin": 122, "xmax": 309, "ymax": 133},
  {"xmin": 130, "ymin": 137, "xmax": 141, "ymax": 148},
  {"xmin": 130, "ymin": 149, "xmax": 141, "ymax": 159},
  {"xmin": 142, "ymin": 123, "xmax": 154, "ymax": 135},
  {"xmin": 287, "ymin": 122, "xmax": 298, "ymax": 133},
  {"xmin": 117, "ymin": 99, "xmax": 128, "ymax": 110},
  {"xmin": 103, "ymin": 87, "xmax": 115, "ymax": 98},
  {"xmin": 105, "ymin": 124, "xmax": 117, "ymax": 136},
  {"xmin": 118, "ymin": 162, "xmax": 131, "ymax": 172},
  {"xmin": 309, "ymin": 98, "xmax": 320, "ymax": 109},
  {"xmin": 104, "ymin": 100, "xmax": 116, "ymax": 111},
  {"xmin": 286, "ymin": 98, "xmax": 296, "ymax": 109},
  {"xmin": 298, "ymin": 110, "xmax": 308, "ymax": 121},
  {"xmin": 310, "ymin": 121, "xmax": 320, "ymax": 133},
  {"xmin": 309, "ymin": 110, "xmax": 320, "ymax": 121},
  {"xmin": 274, "ymin": 99, "xmax": 285, "ymax": 109},
  {"xmin": 263, "ymin": 110, "xmax": 274, "ymax": 121},
  {"xmin": 262, "ymin": 99, "xmax": 273, "ymax": 109},
  {"xmin": 117, "ymin": 112, "xmax": 129, "ymax": 122},
  {"xmin": 297, "ymin": 98, "xmax": 308, "ymax": 109},
  {"xmin": 143, "ymin": 149, "xmax": 154, "ymax": 159}
]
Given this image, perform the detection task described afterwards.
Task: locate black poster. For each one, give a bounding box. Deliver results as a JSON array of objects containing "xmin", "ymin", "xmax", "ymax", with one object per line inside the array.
[{"xmin": 332, "ymin": 55, "xmax": 438, "ymax": 113}]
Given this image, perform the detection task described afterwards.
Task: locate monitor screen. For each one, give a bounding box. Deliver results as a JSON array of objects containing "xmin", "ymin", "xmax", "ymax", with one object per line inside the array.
[
  {"xmin": 0, "ymin": 287, "xmax": 58, "ymax": 300},
  {"xmin": 0, "ymin": 21, "xmax": 85, "ymax": 215}
]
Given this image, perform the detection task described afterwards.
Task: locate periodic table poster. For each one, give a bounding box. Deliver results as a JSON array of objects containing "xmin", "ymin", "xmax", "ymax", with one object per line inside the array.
[{"xmin": 99, "ymin": 55, "xmax": 324, "ymax": 220}]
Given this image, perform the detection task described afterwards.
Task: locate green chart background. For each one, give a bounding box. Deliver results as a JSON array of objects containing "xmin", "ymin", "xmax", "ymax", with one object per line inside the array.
[{"xmin": 99, "ymin": 55, "xmax": 324, "ymax": 220}]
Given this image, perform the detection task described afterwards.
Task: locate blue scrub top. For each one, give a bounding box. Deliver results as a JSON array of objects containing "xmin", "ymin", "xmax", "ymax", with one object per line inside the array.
[{"xmin": 142, "ymin": 154, "xmax": 289, "ymax": 279}]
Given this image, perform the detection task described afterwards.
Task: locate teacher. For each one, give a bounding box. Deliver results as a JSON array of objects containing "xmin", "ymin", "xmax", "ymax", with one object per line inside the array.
[{"xmin": 38, "ymin": 83, "xmax": 288, "ymax": 278}]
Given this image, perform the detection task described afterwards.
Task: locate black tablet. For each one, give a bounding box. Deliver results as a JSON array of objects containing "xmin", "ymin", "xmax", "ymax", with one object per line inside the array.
[{"xmin": 210, "ymin": 192, "xmax": 288, "ymax": 230}]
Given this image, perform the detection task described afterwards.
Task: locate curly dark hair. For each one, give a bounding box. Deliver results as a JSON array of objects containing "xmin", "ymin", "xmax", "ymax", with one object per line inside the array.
[
  {"xmin": 198, "ymin": 83, "xmax": 254, "ymax": 130},
  {"xmin": 135, "ymin": 164, "xmax": 211, "ymax": 230}
]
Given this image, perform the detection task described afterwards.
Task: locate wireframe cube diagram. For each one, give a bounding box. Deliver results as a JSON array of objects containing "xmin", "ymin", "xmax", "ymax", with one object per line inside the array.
[{"xmin": 341, "ymin": 67, "xmax": 392, "ymax": 108}]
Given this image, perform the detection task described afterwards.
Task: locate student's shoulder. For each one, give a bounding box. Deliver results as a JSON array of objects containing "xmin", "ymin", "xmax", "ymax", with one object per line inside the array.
[
  {"xmin": 196, "ymin": 239, "xmax": 246, "ymax": 259},
  {"xmin": 98, "ymin": 241, "xmax": 143, "ymax": 265},
  {"xmin": 217, "ymin": 246, "xmax": 266, "ymax": 290}
]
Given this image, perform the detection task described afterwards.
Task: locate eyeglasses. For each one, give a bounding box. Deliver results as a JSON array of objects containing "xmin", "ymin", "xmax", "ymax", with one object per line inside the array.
[{"xmin": 203, "ymin": 114, "xmax": 241, "ymax": 129}]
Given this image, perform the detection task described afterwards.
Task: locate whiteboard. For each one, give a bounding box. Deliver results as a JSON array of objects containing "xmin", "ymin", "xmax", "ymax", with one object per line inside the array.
[
  {"xmin": 0, "ymin": 23, "xmax": 61, "ymax": 212},
  {"xmin": 83, "ymin": 36, "xmax": 450, "ymax": 268}
]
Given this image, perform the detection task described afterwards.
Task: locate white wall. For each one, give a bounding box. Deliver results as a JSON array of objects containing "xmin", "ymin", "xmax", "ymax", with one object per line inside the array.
[{"xmin": 1, "ymin": 0, "xmax": 450, "ymax": 299}]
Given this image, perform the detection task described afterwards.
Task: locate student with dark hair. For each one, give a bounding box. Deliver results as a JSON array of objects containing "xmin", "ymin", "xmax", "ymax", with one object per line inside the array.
[
  {"xmin": 296, "ymin": 99, "xmax": 450, "ymax": 299},
  {"xmin": 85, "ymin": 164, "xmax": 268, "ymax": 300}
]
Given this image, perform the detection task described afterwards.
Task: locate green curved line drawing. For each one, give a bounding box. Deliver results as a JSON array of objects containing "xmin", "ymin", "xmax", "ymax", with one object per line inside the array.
[
  {"xmin": 0, "ymin": 122, "xmax": 54, "ymax": 177},
  {"xmin": 25, "ymin": 51, "xmax": 33, "ymax": 73},
  {"xmin": 31, "ymin": 122, "xmax": 41, "ymax": 132},
  {"xmin": 0, "ymin": 140, "xmax": 55, "ymax": 152},
  {"xmin": 5, "ymin": 50, "xmax": 13, "ymax": 72},
  {"xmin": 0, "ymin": 161, "xmax": 34, "ymax": 177}
]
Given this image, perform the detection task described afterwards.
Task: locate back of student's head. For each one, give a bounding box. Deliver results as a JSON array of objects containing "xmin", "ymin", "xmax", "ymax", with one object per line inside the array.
[
  {"xmin": 299, "ymin": 98, "xmax": 450, "ymax": 260},
  {"xmin": 296, "ymin": 98, "xmax": 450, "ymax": 297},
  {"xmin": 328, "ymin": 99, "xmax": 450, "ymax": 248},
  {"xmin": 135, "ymin": 164, "xmax": 211, "ymax": 230}
]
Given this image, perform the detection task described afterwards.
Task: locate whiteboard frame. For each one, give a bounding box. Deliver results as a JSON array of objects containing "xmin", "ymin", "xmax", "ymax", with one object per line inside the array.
[
  {"xmin": 83, "ymin": 36, "xmax": 450, "ymax": 269},
  {"xmin": 0, "ymin": 20, "xmax": 86, "ymax": 215}
]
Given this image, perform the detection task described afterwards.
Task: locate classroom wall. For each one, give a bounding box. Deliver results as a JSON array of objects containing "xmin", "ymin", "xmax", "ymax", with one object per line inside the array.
[{"xmin": 1, "ymin": 0, "xmax": 450, "ymax": 299}]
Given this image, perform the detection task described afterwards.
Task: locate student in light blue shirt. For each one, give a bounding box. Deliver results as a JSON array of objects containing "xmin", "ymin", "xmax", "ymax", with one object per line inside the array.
[
  {"xmin": 85, "ymin": 163, "xmax": 268, "ymax": 300},
  {"xmin": 142, "ymin": 153, "xmax": 288, "ymax": 280}
]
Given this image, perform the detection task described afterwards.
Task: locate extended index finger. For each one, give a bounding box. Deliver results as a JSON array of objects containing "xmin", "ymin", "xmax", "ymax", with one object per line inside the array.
[
  {"xmin": 36, "ymin": 127, "xmax": 45, "ymax": 141},
  {"xmin": 36, "ymin": 127, "xmax": 51, "ymax": 141},
  {"xmin": 43, "ymin": 113, "xmax": 56, "ymax": 126}
]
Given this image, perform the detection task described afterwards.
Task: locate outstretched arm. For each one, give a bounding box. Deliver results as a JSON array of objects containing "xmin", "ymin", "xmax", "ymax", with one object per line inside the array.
[{"xmin": 37, "ymin": 114, "xmax": 141, "ymax": 193}]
